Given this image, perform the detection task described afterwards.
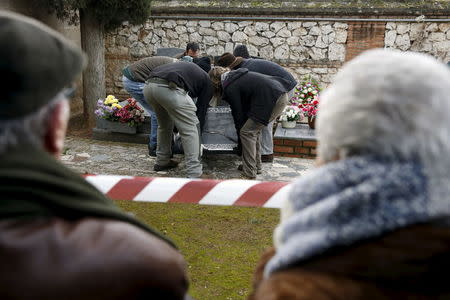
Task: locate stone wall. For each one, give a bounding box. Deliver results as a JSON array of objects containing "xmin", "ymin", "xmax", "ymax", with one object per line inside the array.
[
  {"xmin": 105, "ymin": 19, "xmax": 347, "ymax": 97},
  {"xmin": 385, "ymin": 22, "xmax": 450, "ymax": 61},
  {"xmin": 106, "ymin": 18, "xmax": 450, "ymax": 99}
]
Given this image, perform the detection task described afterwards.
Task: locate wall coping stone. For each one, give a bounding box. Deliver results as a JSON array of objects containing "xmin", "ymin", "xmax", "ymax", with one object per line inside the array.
[{"xmin": 151, "ymin": 1, "xmax": 450, "ymax": 16}]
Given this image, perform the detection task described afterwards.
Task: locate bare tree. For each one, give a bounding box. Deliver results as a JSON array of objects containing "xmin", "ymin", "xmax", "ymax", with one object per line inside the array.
[{"xmin": 36, "ymin": 0, "xmax": 152, "ymax": 127}]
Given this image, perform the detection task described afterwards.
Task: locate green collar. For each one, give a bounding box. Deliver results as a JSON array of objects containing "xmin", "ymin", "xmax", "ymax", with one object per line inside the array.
[{"xmin": 0, "ymin": 146, "xmax": 175, "ymax": 248}]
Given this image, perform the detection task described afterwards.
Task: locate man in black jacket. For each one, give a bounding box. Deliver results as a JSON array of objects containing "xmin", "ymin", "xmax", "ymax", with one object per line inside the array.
[
  {"xmin": 217, "ymin": 53, "xmax": 297, "ymax": 163},
  {"xmin": 210, "ymin": 67, "xmax": 290, "ymax": 179},
  {"xmin": 144, "ymin": 62, "xmax": 213, "ymax": 178}
]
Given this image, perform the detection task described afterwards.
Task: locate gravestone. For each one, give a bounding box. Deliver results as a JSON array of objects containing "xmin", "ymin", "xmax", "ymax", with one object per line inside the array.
[
  {"xmin": 202, "ymin": 105, "xmax": 238, "ymax": 154},
  {"xmin": 156, "ymin": 47, "xmax": 184, "ymax": 57}
]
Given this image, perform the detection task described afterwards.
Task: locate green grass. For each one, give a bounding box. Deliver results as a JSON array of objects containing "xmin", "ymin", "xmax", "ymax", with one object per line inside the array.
[{"xmin": 115, "ymin": 201, "xmax": 279, "ymax": 300}]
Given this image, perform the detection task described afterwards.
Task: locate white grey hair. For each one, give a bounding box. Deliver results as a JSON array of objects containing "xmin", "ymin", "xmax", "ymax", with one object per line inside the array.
[
  {"xmin": 317, "ymin": 49, "xmax": 450, "ymax": 173},
  {"xmin": 0, "ymin": 91, "xmax": 68, "ymax": 155}
]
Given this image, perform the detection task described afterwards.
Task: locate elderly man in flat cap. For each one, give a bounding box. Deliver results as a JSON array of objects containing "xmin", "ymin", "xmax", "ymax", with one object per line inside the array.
[{"xmin": 0, "ymin": 11, "xmax": 188, "ymax": 299}]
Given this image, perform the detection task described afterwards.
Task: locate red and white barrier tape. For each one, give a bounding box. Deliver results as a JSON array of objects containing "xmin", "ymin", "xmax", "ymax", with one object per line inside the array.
[{"xmin": 84, "ymin": 175, "xmax": 291, "ymax": 208}]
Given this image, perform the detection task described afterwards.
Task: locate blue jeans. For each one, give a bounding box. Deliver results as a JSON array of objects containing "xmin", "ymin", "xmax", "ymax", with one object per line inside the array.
[{"xmin": 122, "ymin": 75, "xmax": 158, "ymax": 148}]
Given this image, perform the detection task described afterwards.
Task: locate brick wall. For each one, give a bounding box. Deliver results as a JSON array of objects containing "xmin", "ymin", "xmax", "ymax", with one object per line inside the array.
[
  {"xmin": 345, "ymin": 21, "xmax": 386, "ymax": 61},
  {"xmin": 273, "ymin": 138, "xmax": 317, "ymax": 158}
]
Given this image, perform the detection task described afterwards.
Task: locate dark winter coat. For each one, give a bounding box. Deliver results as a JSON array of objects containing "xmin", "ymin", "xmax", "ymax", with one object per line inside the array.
[
  {"xmin": 0, "ymin": 146, "xmax": 188, "ymax": 299},
  {"xmin": 234, "ymin": 59, "xmax": 297, "ymax": 92},
  {"xmin": 149, "ymin": 61, "xmax": 213, "ymax": 131},
  {"xmin": 248, "ymin": 223, "xmax": 450, "ymax": 300},
  {"xmin": 222, "ymin": 68, "xmax": 289, "ymax": 132}
]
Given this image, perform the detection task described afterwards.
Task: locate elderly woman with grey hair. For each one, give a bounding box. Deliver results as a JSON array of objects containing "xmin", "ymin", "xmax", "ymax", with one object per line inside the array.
[{"xmin": 248, "ymin": 49, "xmax": 450, "ymax": 299}]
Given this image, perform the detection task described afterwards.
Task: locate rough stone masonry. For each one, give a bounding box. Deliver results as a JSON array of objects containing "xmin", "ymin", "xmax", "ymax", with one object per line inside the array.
[{"xmin": 105, "ymin": 18, "xmax": 450, "ymax": 98}]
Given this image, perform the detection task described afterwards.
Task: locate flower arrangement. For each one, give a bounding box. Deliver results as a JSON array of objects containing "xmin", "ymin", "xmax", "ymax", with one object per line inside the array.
[
  {"xmin": 280, "ymin": 105, "xmax": 303, "ymax": 122},
  {"xmin": 290, "ymin": 76, "xmax": 321, "ymax": 119},
  {"xmin": 95, "ymin": 95, "xmax": 145, "ymax": 126}
]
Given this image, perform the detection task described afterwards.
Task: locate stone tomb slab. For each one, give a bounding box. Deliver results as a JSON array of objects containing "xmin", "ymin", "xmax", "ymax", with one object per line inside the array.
[
  {"xmin": 274, "ymin": 123, "xmax": 316, "ymax": 141},
  {"xmin": 273, "ymin": 123, "xmax": 317, "ymax": 158},
  {"xmin": 202, "ymin": 106, "xmax": 238, "ymax": 153}
]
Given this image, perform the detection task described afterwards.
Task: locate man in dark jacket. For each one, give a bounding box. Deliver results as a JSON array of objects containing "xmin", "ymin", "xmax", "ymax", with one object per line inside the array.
[
  {"xmin": 122, "ymin": 56, "xmax": 176, "ymax": 156},
  {"xmin": 144, "ymin": 62, "xmax": 213, "ymax": 178},
  {"xmin": 0, "ymin": 11, "xmax": 188, "ymax": 299},
  {"xmin": 210, "ymin": 67, "xmax": 289, "ymax": 179},
  {"xmin": 217, "ymin": 53, "xmax": 297, "ymax": 163}
]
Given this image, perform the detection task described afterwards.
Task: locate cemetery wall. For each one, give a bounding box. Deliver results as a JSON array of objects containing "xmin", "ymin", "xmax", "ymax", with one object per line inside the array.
[{"xmin": 105, "ymin": 3, "xmax": 450, "ymax": 99}]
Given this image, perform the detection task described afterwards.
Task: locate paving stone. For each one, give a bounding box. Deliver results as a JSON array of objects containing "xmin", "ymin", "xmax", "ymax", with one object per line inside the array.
[{"xmin": 63, "ymin": 136, "xmax": 314, "ymax": 182}]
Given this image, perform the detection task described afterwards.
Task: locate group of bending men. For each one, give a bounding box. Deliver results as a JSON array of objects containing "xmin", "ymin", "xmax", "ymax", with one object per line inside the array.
[{"xmin": 123, "ymin": 43, "xmax": 297, "ymax": 179}]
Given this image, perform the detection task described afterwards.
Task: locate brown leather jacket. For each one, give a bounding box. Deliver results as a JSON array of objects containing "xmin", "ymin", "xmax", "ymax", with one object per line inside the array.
[
  {"xmin": 249, "ymin": 224, "xmax": 450, "ymax": 300},
  {"xmin": 0, "ymin": 217, "xmax": 188, "ymax": 300}
]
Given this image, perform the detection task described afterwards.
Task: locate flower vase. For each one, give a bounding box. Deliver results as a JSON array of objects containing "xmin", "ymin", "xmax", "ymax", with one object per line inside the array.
[
  {"xmin": 307, "ymin": 116, "xmax": 316, "ymax": 129},
  {"xmin": 282, "ymin": 120, "xmax": 297, "ymax": 129}
]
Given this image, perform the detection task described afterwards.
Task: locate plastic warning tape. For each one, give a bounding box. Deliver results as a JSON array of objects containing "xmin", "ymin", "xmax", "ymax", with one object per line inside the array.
[{"xmin": 84, "ymin": 175, "xmax": 291, "ymax": 208}]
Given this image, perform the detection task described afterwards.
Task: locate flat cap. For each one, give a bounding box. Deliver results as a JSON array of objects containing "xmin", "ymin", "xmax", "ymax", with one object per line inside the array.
[{"xmin": 0, "ymin": 11, "xmax": 85, "ymax": 120}]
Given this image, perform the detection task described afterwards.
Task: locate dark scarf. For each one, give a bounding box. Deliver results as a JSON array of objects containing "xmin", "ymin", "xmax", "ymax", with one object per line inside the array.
[{"xmin": 0, "ymin": 146, "xmax": 175, "ymax": 248}]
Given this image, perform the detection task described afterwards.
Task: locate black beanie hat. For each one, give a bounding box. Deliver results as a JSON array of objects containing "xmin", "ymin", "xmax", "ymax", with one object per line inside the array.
[
  {"xmin": 194, "ymin": 56, "xmax": 211, "ymax": 73},
  {"xmin": 233, "ymin": 45, "xmax": 250, "ymax": 59}
]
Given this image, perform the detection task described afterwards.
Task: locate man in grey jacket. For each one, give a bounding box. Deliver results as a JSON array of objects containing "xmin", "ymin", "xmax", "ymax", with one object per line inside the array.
[{"xmin": 122, "ymin": 56, "xmax": 176, "ymax": 156}]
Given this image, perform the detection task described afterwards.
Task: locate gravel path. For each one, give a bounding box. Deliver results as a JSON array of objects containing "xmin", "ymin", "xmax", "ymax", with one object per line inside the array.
[{"xmin": 62, "ymin": 136, "xmax": 315, "ymax": 182}]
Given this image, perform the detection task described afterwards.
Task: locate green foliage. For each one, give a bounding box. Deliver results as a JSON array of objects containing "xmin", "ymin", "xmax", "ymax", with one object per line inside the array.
[{"xmin": 35, "ymin": 0, "xmax": 152, "ymax": 31}]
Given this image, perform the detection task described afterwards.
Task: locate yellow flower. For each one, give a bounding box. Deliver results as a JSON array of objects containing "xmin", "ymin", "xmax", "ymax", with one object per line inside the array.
[
  {"xmin": 112, "ymin": 103, "xmax": 122, "ymax": 109},
  {"xmin": 104, "ymin": 95, "xmax": 119, "ymax": 105}
]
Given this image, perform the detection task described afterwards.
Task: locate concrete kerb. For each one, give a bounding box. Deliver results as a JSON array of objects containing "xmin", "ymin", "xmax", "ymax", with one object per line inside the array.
[{"xmin": 84, "ymin": 174, "xmax": 291, "ymax": 208}]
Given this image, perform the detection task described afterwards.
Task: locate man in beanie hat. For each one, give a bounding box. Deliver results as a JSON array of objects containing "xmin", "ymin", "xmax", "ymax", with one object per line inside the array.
[
  {"xmin": 216, "ymin": 52, "xmax": 297, "ymax": 163},
  {"xmin": 0, "ymin": 11, "xmax": 188, "ymax": 299}
]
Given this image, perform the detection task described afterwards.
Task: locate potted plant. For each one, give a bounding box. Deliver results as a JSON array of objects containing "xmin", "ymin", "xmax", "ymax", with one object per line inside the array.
[
  {"xmin": 95, "ymin": 95, "xmax": 145, "ymax": 134},
  {"xmin": 280, "ymin": 105, "xmax": 302, "ymax": 129},
  {"xmin": 290, "ymin": 76, "xmax": 321, "ymax": 129}
]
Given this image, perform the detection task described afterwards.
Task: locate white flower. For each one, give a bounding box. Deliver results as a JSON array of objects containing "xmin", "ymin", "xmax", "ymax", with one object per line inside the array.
[
  {"xmin": 308, "ymin": 88, "xmax": 312, "ymax": 92},
  {"xmin": 312, "ymin": 90, "xmax": 317, "ymax": 95},
  {"xmin": 300, "ymin": 94, "xmax": 305, "ymax": 98}
]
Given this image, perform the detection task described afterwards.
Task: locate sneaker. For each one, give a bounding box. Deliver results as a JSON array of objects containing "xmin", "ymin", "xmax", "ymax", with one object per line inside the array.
[
  {"xmin": 148, "ymin": 145, "xmax": 156, "ymax": 157},
  {"xmin": 261, "ymin": 154, "xmax": 274, "ymax": 163},
  {"xmin": 237, "ymin": 164, "xmax": 262, "ymax": 174},
  {"xmin": 153, "ymin": 160, "xmax": 179, "ymax": 171}
]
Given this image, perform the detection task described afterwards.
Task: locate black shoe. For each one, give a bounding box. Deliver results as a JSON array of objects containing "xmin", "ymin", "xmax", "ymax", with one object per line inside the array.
[
  {"xmin": 261, "ymin": 154, "xmax": 274, "ymax": 163},
  {"xmin": 154, "ymin": 160, "xmax": 179, "ymax": 171},
  {"xmin": 237, "ymin": 164, "xmax": 262, "ymax": 174},
  {"xmin": 148, "ymin": 145, "xmax": 156, "ymax": 157}
]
